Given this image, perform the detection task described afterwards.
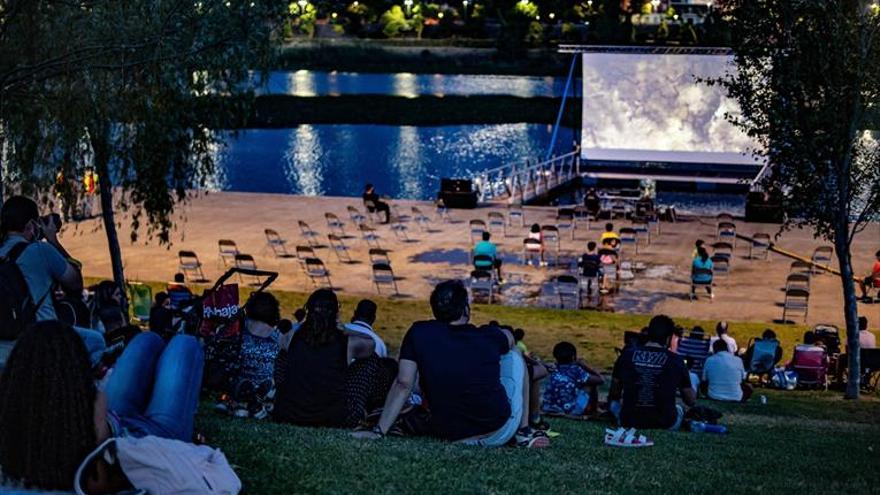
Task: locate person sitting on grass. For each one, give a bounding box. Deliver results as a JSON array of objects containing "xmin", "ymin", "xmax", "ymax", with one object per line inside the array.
[
  {"xmin": 608, "ymin": 315, "xmax": 697, "ymax": 430},
  {"xmin": 473, "ymin": 231, "xmax": 503, "ymax": 282},
  {"xmin": 513, "ymin": 328, "xmax": 529, "ymax": 355},
  {"xmin": 542, "ymin": 342, "xmax": 605, "ymax": 417},
  {"xmin": 600, "ymin": 223, "xmax": 620, "ymax": 250},
  {"xmin": 274, "ymin": 289, "xmax": 397, "ymax": 428},
  {"xmin": 0, "ymin": 321, "xmax": 204, "ymax": 493},
  {"xmin": 344, "ymin": 299, "xmax": 388, "ymax": 358},
  {"xmin": 858, "ymin": 249, "xmax": 880, "ymax": 300},
  {"xmin": 690, "ymin": 247, "xmax": 714, "ymax": 300},
  {"xmin": 860, "ymin": 316, "xmax": 877, "ymax": 349},
  {"xmin": 702, "ymin": 339, "xmax": 751, "ymax": 402},
  {"xmin": 709, "ymin": 321, "xmax": 737, "ymax": 354},
  {"xmin": 226, "ymin": 292, "xmax": 282, "ymax": 419},
  {"xmin": 353, "ymin": 280, "xmax": 549, "ymax": 448}
]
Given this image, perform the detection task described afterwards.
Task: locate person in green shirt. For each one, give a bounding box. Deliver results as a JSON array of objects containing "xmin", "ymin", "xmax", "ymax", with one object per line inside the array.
[{"xmin": 473, "ymin": 231, "xmax": 503, "ymax": 282}]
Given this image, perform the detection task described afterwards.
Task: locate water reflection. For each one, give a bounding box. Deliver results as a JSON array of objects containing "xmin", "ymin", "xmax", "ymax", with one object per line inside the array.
[{"xmin": 284, "ymin": 125, "xmax": 324, "ymax": 195}]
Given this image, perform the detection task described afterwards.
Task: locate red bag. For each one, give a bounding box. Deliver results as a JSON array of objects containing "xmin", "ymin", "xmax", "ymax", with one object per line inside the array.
[{"xmin": 198, "ymin": 283, "xmax": 242, "ymax": 339}]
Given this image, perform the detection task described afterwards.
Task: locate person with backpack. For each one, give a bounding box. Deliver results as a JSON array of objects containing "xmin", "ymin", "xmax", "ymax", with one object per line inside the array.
[{"xmin": 0, "ymin": 196, "xmax": 105, "ymax": 364}]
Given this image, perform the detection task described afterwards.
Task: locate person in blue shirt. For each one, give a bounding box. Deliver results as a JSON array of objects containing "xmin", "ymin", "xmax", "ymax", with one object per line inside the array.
[
  {"xmin": 690, "ymin": 246, "xmax": 714, "ymax": 300},
  {"xmin": 542, "ymin": 341, "xmax": 605, "ymax": 416},
  {"xmin": 473, "ymin": 231, "xmax": 503, "ymax": 282}
]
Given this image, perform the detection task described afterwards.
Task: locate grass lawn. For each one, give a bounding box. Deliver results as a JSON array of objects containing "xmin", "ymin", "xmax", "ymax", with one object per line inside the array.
[{"xmin": 120, "ymin": 280, "xmax": 880, "ymax": 493}]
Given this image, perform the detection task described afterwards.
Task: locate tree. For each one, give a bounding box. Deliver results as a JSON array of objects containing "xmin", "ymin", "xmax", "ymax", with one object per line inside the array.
[
  {"xmin": 716, "ymin": 0, "xmax": 880, "ymax": 398},
  {"xmin": 2, "ymin": 1, "xmax": 286, "ymax": 300}
]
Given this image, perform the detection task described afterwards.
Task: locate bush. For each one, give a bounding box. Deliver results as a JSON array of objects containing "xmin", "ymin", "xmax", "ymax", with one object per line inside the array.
[{"xmin": 381, "ymin": 5, "xmax": 409, "ymax": 38}]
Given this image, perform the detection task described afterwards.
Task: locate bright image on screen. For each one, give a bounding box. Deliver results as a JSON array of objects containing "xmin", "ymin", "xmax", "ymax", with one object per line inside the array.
[{"xmin": 580, "ymin": 52, "xmax": 761, "ymax": 166}]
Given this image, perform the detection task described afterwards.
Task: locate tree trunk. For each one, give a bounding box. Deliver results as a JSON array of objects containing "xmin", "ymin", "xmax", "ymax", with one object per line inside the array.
[
  {"xmin": 834, "ymin": 229, "xmax": 860, "ymax": 399},
  {"xmin": 92, "ymin": 133, "xmax": 127, "ymax": 312}
]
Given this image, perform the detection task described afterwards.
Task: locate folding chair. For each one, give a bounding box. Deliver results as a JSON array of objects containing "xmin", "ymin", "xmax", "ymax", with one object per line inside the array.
[
  {"xmin": 717, "ymin": 221, "xmax": 737, "ymax": 246},
  {"xmin": 347, "ymin": 205, "xmax": 367, "ymax": 228},
  {"xmin": 178, "ymin": 250, "xmax": 206, "ymax": 282},
  {"xmin": 487, "ymin": 212, "xmax": 506, "ymax": 237},
  {"xmin": 811, "ymin": 246, "xmax": 834, "ymax": 274},
  {"xmin": 469, "ymin": 269, "xmax": 495, "ymax": 304},
  {"xmin": 217, "ymin": 239, "xmax": 239, "ymax": 268},
  {"xmin": 618, "ymin": 227, "xmax": 638, "ymax": 255},
  {"xmin": 127, "ymin": 282, "xmax": 153, "ymax": 323},
  {"xmin": 327, "ymin": 233, "xmax": 352, "ymax": 263},
  {"xmin": 554, "ymin": 274, "xmax": 582, "ymax": 309},
  {"xmin": 507, "ymin": 205, "xmax": 525, "ymax": 228},
  {"xmin": 325, "ymin": 213, "xmax": 347, "ymax": 238},
  {"xmin": 573, "ymin": 205, "xmax": 591, "ymax": 233},
  {"xmin": 369, "ymin": 248, "xmax": 392, "ymax": 266},
  {"xmin": 411, "ymin": 206, "xmax": 432, "ymax": 232},
  {"xmin": 264, "ymin": 229, "xmax": 292, "ymax": 258},
  {"xmin": 749, "ymin": 232, "xmax": 771, "ymax": 260},
  {"xmin": 435, "ymin": 200, "xmax": 451, "ymax": 223},
  {"xmin": 632, "ymin": 219, "xmax": 651, "ymax": 245},
  {"xmin": 678, "ymin": 331, "xmax": 711, "ymax": 374},
  {"xmin": 746, "ymin": 338, "xmax": 780, "ymax": 380},
  {"xmin": 785, "ymin": 273, "xmax": 811, "ymax": 292},
  {"xmin": 390, "ymin": 220, "xmax": 411, "ymax": 242},
  {"xmin": 473, "ymin": 254, "xmax": 498, "ymax": 282},
  {"xmin": 522, "ymin": 238, "xmax": 543, "ymax": 266},
  {"xmin": 541, "ymin": 225, "xmax": 561, "ymax": 265},
  {"xmin": 556, "ymin": 211, "xmax": 575, "ymax": 241},
  {"xmin": 304, "ymin": 257, "xmax": 333, "ymax": 288},
  {"xmin": 791, "ymin": 347, "xmax": 829, "ymax": 389},
  {"xmin": 610, "ymin": 200, "xmax": 628, "ymax": 219},
  {"xmin": 391, "ymin": 204, "xmax": 410, "ymax": 224},
  {"xmin": 372, "ymin": 262, "xmax": 399, "ymax": 295},
  {"xmin": 712, "ymin": 241, "xmax": 734, "ymax": 264},
  {"xmin": 234, "ymin": 254, "xmax": 263, "ymax": 286},
  {"xmin": 298, "ymin": 220, "xmax": 320, "ymax": 248},
  {"xmin": 469, "ymin": 219, "xmax": 487, "ymax": 244},
  {"xmin": 360, "ymin": 224, "xmax": 383, "ymax": 249},
  {"xmin": 295, "ymin": 245, "xmax": 316, "ymax": 273},
  {"xmin": 363, "ymin": 199, "xmax": 382, "ymax": 224},
  {"xmin": 790, "ymin": 260, "xmax": 813, "ymax": 276},
  {"xmin": 711, "ymin": 254, "xmax": 730, "ymax": 277},
  {"xmin": 782, "ymin": 287, "xmax": 810, "ymax": 322},
  {"xmin": 716, "ymin": 213, "xmax": 735, "ymax": 223}
]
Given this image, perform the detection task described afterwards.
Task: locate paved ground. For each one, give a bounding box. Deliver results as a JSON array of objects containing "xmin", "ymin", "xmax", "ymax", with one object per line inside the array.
[{"xmin": 61, "ymin": 191, "xmax": 880, "ymax": 327}]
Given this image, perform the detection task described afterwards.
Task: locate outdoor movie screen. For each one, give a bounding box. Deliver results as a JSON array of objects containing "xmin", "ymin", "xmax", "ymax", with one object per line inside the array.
[{"xmin": 580, "ymin": 52, "xmax": 762, "ymax": 166}]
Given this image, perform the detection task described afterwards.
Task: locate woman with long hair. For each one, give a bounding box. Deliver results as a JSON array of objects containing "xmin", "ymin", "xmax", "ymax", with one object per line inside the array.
[
  {"xmin": 274, "ymin": 289, "xmax": 396, "ymax": 428},
  {"xmin": 0, "ymin": 321, "xmax": 203, "ymax": 491},
  {"xmin": 92, "ymin": 280, "xmax": 127, "ymax": 332},
  {"xmin": 690, "ymin": 246, "xmax": 714, "ymax": 300}
]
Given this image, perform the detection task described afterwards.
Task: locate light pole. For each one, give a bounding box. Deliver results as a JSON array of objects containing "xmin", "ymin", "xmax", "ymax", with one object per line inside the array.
[
  {"xmin": 462, "ymin": 0, "xmax": 469, "ymax": 18},
  {"xmin": 404, "ymin": 0, "xmax": 413, "ymax": 16},
  {"xmin": 651, "ymin": 0, "xmax": 660, "ymax": 13},
  {"xmin": 296, "ymin": 0, "xmax": 306, "ymax": 14}
]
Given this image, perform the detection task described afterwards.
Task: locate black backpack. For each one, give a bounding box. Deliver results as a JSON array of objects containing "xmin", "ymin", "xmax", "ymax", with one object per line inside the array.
[{"xmin": 0, "ymin": 242, "xmax": 39, "ymax": 340}]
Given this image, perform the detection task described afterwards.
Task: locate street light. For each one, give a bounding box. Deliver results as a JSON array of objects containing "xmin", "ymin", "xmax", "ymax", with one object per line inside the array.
[
  {"xmin": 404, "ymin": 0, "xmax": 413, "ymax": 16},
  {"xmin": 462, "ymin": 0, "xmax": 468, "ymax": 18},
  {"xmin": 650, "ymin": 0, "xmax": 660, "ymax": 13}
]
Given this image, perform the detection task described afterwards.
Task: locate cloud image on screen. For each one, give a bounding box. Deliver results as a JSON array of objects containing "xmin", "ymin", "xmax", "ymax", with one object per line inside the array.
[{"xmin": 581, "ymin": 52, "xmax": 762, "ymax": 166}]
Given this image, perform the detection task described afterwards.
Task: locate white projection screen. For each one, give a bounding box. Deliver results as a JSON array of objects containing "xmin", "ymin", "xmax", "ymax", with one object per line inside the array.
[{"xmin": 580, "ymin": 52, "xmax": 761, "ymax": 167}]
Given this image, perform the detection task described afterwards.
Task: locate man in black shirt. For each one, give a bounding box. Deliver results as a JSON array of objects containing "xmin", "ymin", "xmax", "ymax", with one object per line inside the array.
[
  {"xmin": 609, "ymin": 315, "xmax": 696, "ymax": 430},
  {"xmin": 362, "ymin": 184, "xmax": 391, "ymax": 224},
  {"xmin": 353, "ymin": 280, "xmax": 549, "ymax": 448}
]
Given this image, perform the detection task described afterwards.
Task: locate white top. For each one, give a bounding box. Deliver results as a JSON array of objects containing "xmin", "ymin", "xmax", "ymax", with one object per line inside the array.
[
  {"xmin": 860, "ymin": 330, "xmax": 876, "ymax": 350},
  {"xmin": 344, "ymin": 321, "xmax": 388, "ymax": 358},
  {"xmin": 709, "ymin": 334, "xmax": 738, "ymax": 354},
  {"xmin": 702, "ymin": 351, "xmax": 745, "ymax": 402}
]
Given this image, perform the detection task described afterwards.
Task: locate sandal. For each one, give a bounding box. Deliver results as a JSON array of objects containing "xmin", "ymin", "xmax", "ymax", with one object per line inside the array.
[{"xmin": 604, "ymin": 427, "xmax": 654, "ymax": 448}]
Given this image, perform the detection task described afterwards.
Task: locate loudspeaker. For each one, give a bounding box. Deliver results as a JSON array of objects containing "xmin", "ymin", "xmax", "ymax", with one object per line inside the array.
[{"xmin": 440, "ymin": 178, "xmax": 473, "ymax": 194}]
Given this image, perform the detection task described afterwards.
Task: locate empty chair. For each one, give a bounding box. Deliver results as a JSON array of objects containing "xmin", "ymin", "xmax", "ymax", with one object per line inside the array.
[
  {"xmin": 487, "ymin": 211, "xmax": 506, "ymax": 237},
  {"xmin": 790, "ymin": 260, "xmax": 813, "ymax": 276},
  {"xmin": 811, "ymin": 246, "xmax": 834, "ymax": 273},
  {"xmin": 325, "ymin": 213, "xmax": 347, "ymax": 237},
  {"xmin": 716, "ymin": 213, "xmax": 735, "ymax": 223},
  {"xmin": 618, "ymin": 227, "xmax": 638, "ymax": 255},
  {"xmin": 411, "ymin": 206, "xmax": 432, "ymax": 232},
  {"xmin": 218, "ymin": 239, "xmax": 239, "ymax": 267},
  {"xmin": 678, "ymin": 330, "xmax": 711, "ymax": 374},
  {"xmin": 469, "ymin": 269, "xmax": 495, "ymax": 304},
  {"xmin": 469, "ymin": 219, "xmax": 487, "ymax": 244},
  {"xmin": 362, "ymin": 198, "xmax": 382, "ymax": 224},
  {"xmin": 371, "ymin": 263, "xmax": 399, "ymax": 295},
  {"xmin": 369, "ymin": 248, "xmax": 392, "ymax": 266},
  {"xmin": 647, "ymin": 213, "xmax": 661, "ymax": 236},
  {"xmin": 390, "ymin": 220, "xmax": 411, "ymax": 242},
  {"xmin": 295, "ymin": 245, "xmax": 316, "ymax": 272},
  {"xmin": 785, "ymin": 273, "xmax": 811, "ymax": 292},
  {"xmin": 347, "ymin": 205, "xmax": 367, "ymax": 228},
  {"xmin": 541, "ymin": 225, "xmax": 561, "ymax": 264},
  {"xmin": 435, "ymin": 200, "xmax": 451, "ymax": 223},
  {"xmin": 791, "ymin": 347, "xmax": 829, "ymax": 389},
  {"xmin": 178, "ymin": 250, "xmax": 206, "ymax": 282},
  {"xmin": 554, "ymin": 274, "xmax": 581, "ymax": 309},
  {"xmin": 507, "ymin": 205, "xmax": 525, "ymax": 228},
  {"xmin": 717, "ymin": 221, "xmax": 737, "ymax": 246},
  {"xmin": 556, "ymin": 211, "xmax": 575, "ymax": 240},
  {"xmin": 234, "ymin": 254, "xmax": 262, "ymax": 286},
  {"xmin": 610, "ymin": 200, "xmax": 628, "ymax": 219},
  {"xmin": 391, "ymin": 204, "xmax": 410, "ymax": 224},
  {"xmin": 782, "ymin": 287, "xmax": 810, "ymax": 322},
  {"xmin": 711, "ymin": 254, "xmax": 730, "ymax": 277},
  {"xmin": 712, "ymin": 241, "xmax": 733, "ymax": 262},
  {"xmin": 631, "ymin": 219, "xmax": 651, "ymax": 245},
  {"xmin": 304, "ymin": 257, "xmax": 333, "ymax": 288},
  {"xmin": 265, "ymin": 228, "xmax": 291, "ymax": 258},
  {"xmin": 750, "ymin": 232, "xmax": 771, "ymax": 259},
  {"xmin": 573, "ymin": 205, "xmax": 591, "ymax": 232},
  {"xmin": 327, "ymin": 233, "xmax": 352, "ymax": 263},
  {"xmin": 359, "ymin": 224, "xmax": 383, "ymax": 249},
  {"xmin": 298, "ymin": 220, "xmax": 320, "ymax": 248}
]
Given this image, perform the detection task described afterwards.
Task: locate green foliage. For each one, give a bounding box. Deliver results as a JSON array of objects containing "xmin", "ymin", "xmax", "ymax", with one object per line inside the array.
[
  {"xmin": 526, "ymin": 20, "xmax": 544, "ymax": 45},
  {"xmin": 514, "ymin": 0, "xmax": 539, "ymax": 19},
  {"xmin": 289, "ymin": 1, "xmax": 318, "ymax": 37},
  {"xmin": 640, "ymin": 1, "xmax": 653, "ymax": 15},
  {"xmin": 381, "ymin": 5, "xmax": 410, "ymax": 38}
]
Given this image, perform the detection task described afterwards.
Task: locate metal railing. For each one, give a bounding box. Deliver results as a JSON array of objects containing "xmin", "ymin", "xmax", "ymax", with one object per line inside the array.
[{"xmin": 472, "ymin": 150, "xmax": 581, "ymax": 204}]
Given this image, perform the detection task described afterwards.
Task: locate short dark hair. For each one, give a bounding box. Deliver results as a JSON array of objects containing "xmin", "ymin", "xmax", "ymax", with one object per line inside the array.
[
  {"xmin": 0, "ymin": 196, "xmax": 39, "ymax": 238},
  {"xmin": 513, "ymin": 328, "xmax": 525, "ymax": 341},
  {"xmin": 553, "ymin": 341, "xmax": 578, "ymax": 364},
  {"xmin": 875, "ymin": 249, "xmax": 880, "ymax": 259},
  {"xmin": 353, "ymin": 299, "xmax": 377, "ymax": 325},
  {"xmin": 712, "ymin": 339, "xmax": 729, "ymax": 353},
  {"xmin": 530, "ymin": 223, "xmax": 540, "ymax": 233},
  {"xmin": 174, "ymin": 273, "xmax": 185, "ymax": 283},
  {"xmin": 716, "ymin": 321, "xmax": 728, "ymax": 335},
  {"xmin": 294, "ymin": 308, "xmax": 306, "ymax": 322},
  {"xmin": 587, "ymin": 241, "xmax": 596, "ymax": 251},
  {"xmin": 430, "ymin": 280, "xmax": 469, "ymax": 323},
  {"xmin": 482, "ymin": 231, "xmax": 491, "ymax": 241},
  {"xmin": 695, "ymin": 239, "xmax": 704, "ymax": 247},
  {"xmin": 605, "ymin": 222, "xmax": 614, "ymax": 231},
  {"xmin": 803, "ymin": 330, "xmax": 815, "ymax": 345},
  {"xmin": 277, "ymin": 319, "xmax": 293, "ymax": 334},
  {"xmin": 762, "ymin": 329, "xmax": 777, "ymax": 340},
  {"xmin": 646, "ymin": 315, "xmax": 675, "ymax": 345},
  {"xmin": 154, "ymin": 292, "xmax": 169, "ymax": 305},
  {"xmin": 859, "ymin": 316, "xmax": 868, "ymax": 331},
  {"xmin": 246, "ymin": 291, "xmax": 280, "ymax": 326}
]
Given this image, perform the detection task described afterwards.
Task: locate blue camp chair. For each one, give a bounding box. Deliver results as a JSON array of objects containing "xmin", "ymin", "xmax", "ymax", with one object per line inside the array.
[
  {"xmin": 747, "ymin": 338, "xmax": 780, "ymax": 378},
  {"xmin": 678, "ymin": 331, "xmax": 711, "ymax": 374}
]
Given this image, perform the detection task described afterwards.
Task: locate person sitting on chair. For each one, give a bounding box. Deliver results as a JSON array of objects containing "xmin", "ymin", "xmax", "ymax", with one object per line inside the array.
[
  {"xmin": 584, "ymin": 188, "xmax": 601, "ymax": 218},
  {"xmin": 860, "ymin": 316, "xmax": 877, "ymax": 350},
  {"xmin": 362, "ymin": 184, "xmax": 391, "ymax": 224},
  {"xmin": 742, "ymin": 329, "xmax": 783, "ymax": 370},
  {"xmin": 690, "ymin": 247, "xmax": 714, "ymax": 300},
  {"xmin": 859, "ymin": 250, "xmax": 880, "ymax": 300},
  {"xmin": 166, "ymin": 273, "xmax": 194, "ymax": 310},
  {"xmin": 578, "ymin": 241, "xmax": 602, "ymax": 295},
  {"xmin": 600, "ymin": 223, "xmax": 620, "ymax": 250},
  {"xmin": 473, "ymin": 231, "xmax": 503, "ymax": 282}
]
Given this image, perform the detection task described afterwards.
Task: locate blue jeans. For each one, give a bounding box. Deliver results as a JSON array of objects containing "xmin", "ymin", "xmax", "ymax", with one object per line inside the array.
[
  {"xmin": 105, "ymin": 332, "xmax": 204, "ymax": 441},
  {"xmin": 74, "ymin": 326, "xmax": 107, "ymax": 366}
]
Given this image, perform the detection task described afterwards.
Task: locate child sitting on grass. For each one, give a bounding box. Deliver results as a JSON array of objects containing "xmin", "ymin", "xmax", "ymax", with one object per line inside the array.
[{"xmin": 542, "ymin": 342, "xmax": 605, "ymax": 417}]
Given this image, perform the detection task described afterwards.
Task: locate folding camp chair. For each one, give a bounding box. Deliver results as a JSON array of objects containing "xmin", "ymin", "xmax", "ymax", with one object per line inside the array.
[
  {"xmin": 749, "ymin": 232, "xmax": 771, "ymax": 260},
  {"xmin": 554, "ymin": 274, "xmax": 582, "ymax": 309},
  {"xmin": 178, "ymin": 250, "xmax": 207, "ymax": 282},
  {"xmin": 347, "ymin": 205, "xmax": 367, "ymax": 228},
  {"xmin": 360, "ymin": 224, "xmax": 383, "ymax": 249},
  {"xmin": 541, "ymin": 225, "xmax": 561, "ymax": 265},
  {"xmin": 746, "ymin": 337, "xmax": 781, "ymax": 380},
  {"xmin": 298, "ymin": 221, "xmax": 320, "ymax": 248},
  {"xmin": 469, "ymin": 269, "xmax": 495, "ymax": 304},
  {"xmin": 469, "ymin": 219, "xmax": 487, "ymax": 244},
  {"xmin": 264, "ymin": 229, "xmax": 292, "ymax": 258},
  {"xmin": 327, "ymin": 234, "xmax": 353, "ymax": 263},
  {"xmin": 325, "ymin": 213, "xmax": 347, "ymax": 238},
  {"xmin": 390, "ymin": 220, "xmax": 411, "ymax": 242},
  {"xmin": 304, "ymin": 257, "xmax": 333, "ymax": 288},
  {"xmin": 435, "ymin": 200, "xmax": 451, "ymax": 223},
  {"xmin": 556, "ymin": 210, "xmax": 575, "ymax": 241},
  {"xmin": 791, "ymin": 347, "xmax": 829, "ymax": 389},
  {"xmin": 411, "ymin": 206, "xmax": 432, "ymax": 232},
  {"xmin": 217, "ymin": 239, "xmax": 239, "ymax": 268},
  {"xmin": 785, "ymin": 273, "xmax": 811, "ymax": 292},
  {"xmin": 507, "ymin": 205, "xmax": 525, "ymax": 228},
  {"xmin": 573, "ymin": 205, "xmax": 591, "ymax": 233},
  {"xmin": 717, "ymin": 221, "xmax": 737, "ymax": 246},
  {"xmin": 711, "ymin": 254, "xmax": 730, "ymax": 278},
  {"xmin": 127, "ymin": 282, "xmax": 153, "ymax": 324},
  {"xmin": 790, "ymin": 260, "xmax": 813, "ymax": 276},
  {"xmin": 811, "ymin": 246, "xmax": 833, "ymax": 274},
  {"xmin": 618, "ymin": 227, "xmax": 638, "ymax": 255},
  {"xmin": 678, "ymin": 331, "xmax": 711, "ymax": 374},
  {"xmin": 782, "ymin": 287, "xmax": 810, "ymax": 322},
  {"xmin": 812, "ymin": 324, "xmax": 841, "ymax": 355},
  {"xmin": 487, "ymin": 212, "xmax": 506, "ymax": 237},
  {"xmin": 234, "ymin": 254, "xmax": 263, "ymax": 286},
  {"xmin": 369, "ymin": 248, "xmax": 392, "ymax": 266},
  {"xmin": 371, "ymin": 263, "xmax": 399, "ymax": 295}
]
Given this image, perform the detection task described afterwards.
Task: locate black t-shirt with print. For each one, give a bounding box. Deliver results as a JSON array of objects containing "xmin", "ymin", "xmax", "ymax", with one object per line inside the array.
[{"xmin": 612, "ymin": 344, "xmax": 691, "ymax": 429}]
